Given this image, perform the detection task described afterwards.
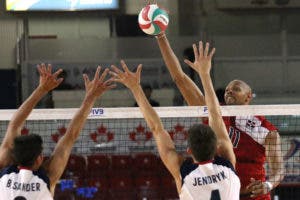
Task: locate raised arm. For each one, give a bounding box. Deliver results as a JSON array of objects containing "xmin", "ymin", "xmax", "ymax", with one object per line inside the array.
[
  {"xmin": 265, "ymin": 131, "xmax": 284, "ymax": 190},
  {"xmin": 156, "ymin": 32, "xmax": 205, "ymax": 106},
  {"xmin": 44, "ymin": 67, "xmax": 115, "ymax": 193},
  {"xmin": 0, "ymin": 64, "xmax": 63, "ymax": 169},
  {"xmin": 247, "ymin": 130, "xmax": 284, "ymax": 198},
  {"xmin": 110, "ymin": 60, "xmax": 183, "ymax": 190},
  {"xmin": 185, "ymin": 41, "xmax": 236, "ymax": 167}
]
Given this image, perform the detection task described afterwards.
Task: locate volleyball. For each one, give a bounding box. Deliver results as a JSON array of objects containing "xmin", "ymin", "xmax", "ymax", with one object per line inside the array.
[{"xmin": 138, "ymin": 4, "xmax": 169, "ymax": 35}]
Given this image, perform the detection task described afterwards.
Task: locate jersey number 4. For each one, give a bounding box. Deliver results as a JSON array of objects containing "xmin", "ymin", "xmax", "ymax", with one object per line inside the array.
[
  {"xmin": 210, "ymin": 189, "xmax": 221, "ymax": 200},
  {"xmin": 229, "ymin": 127, "xmax": 240, "ymax": 148}
]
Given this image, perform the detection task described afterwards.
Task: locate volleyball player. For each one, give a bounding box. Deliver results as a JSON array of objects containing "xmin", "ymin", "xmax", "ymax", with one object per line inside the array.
[
  {"xmin": 0, "ymin": 64, "xmax": 114, "ymax": 199},
  {"xmin": 156, "ymin": 32, "xmax": 284, "ymax": 199},
  {"xmin": 110, "ymin": 41, "xmax": 240, "ymax": 200}
]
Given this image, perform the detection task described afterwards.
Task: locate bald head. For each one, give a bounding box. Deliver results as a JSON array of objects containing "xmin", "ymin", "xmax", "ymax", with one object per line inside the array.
[{"xmin": 225, "ymin": 80, "xmax": 253, "ymax": 105}]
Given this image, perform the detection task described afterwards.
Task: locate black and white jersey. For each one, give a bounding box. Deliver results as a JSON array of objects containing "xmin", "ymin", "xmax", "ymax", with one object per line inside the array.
[
  {"xmin": 0, "ymin": 165, "xmax": 52, "ymax": 200},
  {"xmin": 179, "ymin": 156, "xmax": 240, "ymax": 200}
]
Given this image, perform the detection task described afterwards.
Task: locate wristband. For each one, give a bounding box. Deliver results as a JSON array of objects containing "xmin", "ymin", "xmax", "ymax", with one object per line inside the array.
[{"xmin": 264, "ymin": 181, "xmax": 273, "ymax": 192}]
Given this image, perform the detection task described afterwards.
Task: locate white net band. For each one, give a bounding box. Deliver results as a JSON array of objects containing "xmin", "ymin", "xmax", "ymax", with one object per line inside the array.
[{"xmin": 1, "ymin": 104, "xmax": 300, "ymax": 121}]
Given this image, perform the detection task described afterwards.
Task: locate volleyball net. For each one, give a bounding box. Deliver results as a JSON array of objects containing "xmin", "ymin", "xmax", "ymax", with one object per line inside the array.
[{"xmin": 0, "ymin": 105, "xmax": 299, "ymax": 199}]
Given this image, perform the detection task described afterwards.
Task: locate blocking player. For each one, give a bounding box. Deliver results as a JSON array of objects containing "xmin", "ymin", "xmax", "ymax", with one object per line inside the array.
[{"xmin": 0, "ymin": 64, "xmax": 114, "ymax": 199}]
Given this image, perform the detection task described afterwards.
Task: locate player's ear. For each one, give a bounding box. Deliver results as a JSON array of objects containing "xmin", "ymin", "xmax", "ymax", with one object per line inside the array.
[
  {"xmin": 35, "ymin": 154, "xmax": 44, "ymax": 167},
  {"xmin": 186, "ymin": 147, "xmax": 192, "ymax": 155},
  {"xmin": 245, "ymin": 92, "xmax": 253, "ymax": 104}
]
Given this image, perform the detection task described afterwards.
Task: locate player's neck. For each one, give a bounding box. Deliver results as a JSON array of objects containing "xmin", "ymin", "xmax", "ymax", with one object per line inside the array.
[
  {"xmin": 18, "ymin": 166, "xmax": 33, "ymax": 170},
  {"xmin": 194, "ymin": 160, "xmax": 213, "ymax": 165}
]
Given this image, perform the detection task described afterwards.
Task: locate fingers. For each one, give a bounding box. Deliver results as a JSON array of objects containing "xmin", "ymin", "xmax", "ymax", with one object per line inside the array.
[
  {"xmin": 53, "ymin": 69, "xmax": 63, "ymax": 78},
  {"xmin": 246, "ymin": 178, "xmax": 261, "ymax": 189},
  {"xmin": 204, "ymin": 42, "xmax": 209, "ymax": 57},
  {"xmin": 41, "ymin": 63, "xmax": 46, "ymax": 73},
  {"xmin": 196, "ymin": 41, "xmax": 215, "ymax": 59},
  {"xmin": 37, "ymin": 63, "xmax": 47, "ymax": 76},
  {"xmin": 56, "ymin": 78, "xmax": 64, "ymax": 86},
  {"xmin": 136, "ymin": 64, "xmax": 142, "ymax": 78},
  {"xmin": 120, "ymin": 60, "xmax": 130, "ymax": 73},
  {"xmin": 99, "ymin": 68, "xmax": 109, "ymax": 83},
  {"xmin": 83, "ymin": 74, "xmax": 90, "ymax": 88},
  {"xmin": 246, "ymin": 178, "xmax": 266, "ymax": 197},
  {"xmin": 184, "ymin": 59, "xmax": 195, "ymax": 69},
  {"xmin": 111, "ymin": 65, "xmax": 123, "ymax": 74},
  {"xmin": 37, "ymin": 64, "xmax": 43, "ymax": 76},
  {"xmin": 94, "ymin": 66, "xmax": 101, "ymax": 80},
  {"xmin": 209, "ymin": 48, "xmax": 216, "ymax": 58},
  {"xmin": 37, "ymin": 63, "xmax": 64, "ymax": 79},
  {"xmin": 109, "ymin": 71, "xmax": 118, "ymax": 79},
  {"xmin": 250, "ymin": 186, "xmax": 264, "ymax": 198},
  {"xmin": 47, "ymin": 64, "xmax": 52, "ymax": 74},
  {"xmin": 104, "ymin": 79, "xmax": 117, "ymax": 90},
  {"xmin": 193, "ymin": 43, "xmax": 199, "ymax": 61},
  {"xmin": 198, "ymin": 41, "xmax": 203, "ymax": 58}
]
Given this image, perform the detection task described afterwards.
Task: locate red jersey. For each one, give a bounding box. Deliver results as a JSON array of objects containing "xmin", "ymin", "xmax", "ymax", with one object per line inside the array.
[{"xmin": 203, "ymin": 115, "xmax": 277, "ymax": 200}]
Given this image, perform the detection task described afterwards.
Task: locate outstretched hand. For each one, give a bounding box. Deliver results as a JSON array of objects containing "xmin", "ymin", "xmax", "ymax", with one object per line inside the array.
[
  {"xmin": 246, "ymin": 178, "xmax": 270, "ymax": 198},
  {"xmin": 184, "ymin": 41, "xmax": 215, "ymax": 75},
  {"xmin": 110, "ymin": 60, "xmax": 142, "ymax": 90},
  {"xmin": 83, "ymin": 66, "xmax": 116, "ymax": 98},
  {"xmin": 37, "ymin": 63, "xmax": 63, "ymax": 92}
]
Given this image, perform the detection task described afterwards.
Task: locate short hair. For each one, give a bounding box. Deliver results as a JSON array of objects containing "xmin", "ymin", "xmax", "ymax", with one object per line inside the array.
[
  {"xmin": 12, "ymin": 134, "xmax": 43, "ymax": 167},
  {"xmin": 188, "ymin": 124, "xmax": 217, "ymax": 162},
  {"xmin": 142, "ymin": 84, "xmax": 152, "ymax": 92}
]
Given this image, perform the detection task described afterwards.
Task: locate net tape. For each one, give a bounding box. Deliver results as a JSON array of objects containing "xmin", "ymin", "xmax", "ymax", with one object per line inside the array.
[{"xmin": 1, "ymin": 104, "xmax": 300, "ymax": 121}]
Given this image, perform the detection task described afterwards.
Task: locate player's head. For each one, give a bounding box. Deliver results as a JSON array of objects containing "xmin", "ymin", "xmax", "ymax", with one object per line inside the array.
[
  {"xmin": 142, "ymin": 84, "xmax": 153, "ymax": 99},
  {"xmin": 225, "ymin": 80, "xmax": 252, "ymax": 105},
  {"xmin": 12, "ymin": 134, "xmax": 43, "ymax": 168},
  {"xmin": 187, "ymin": 124, "xmax": 217, "ymax": 162}
]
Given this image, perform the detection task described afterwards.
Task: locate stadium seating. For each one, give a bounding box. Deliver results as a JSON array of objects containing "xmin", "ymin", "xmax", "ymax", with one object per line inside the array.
[{"xmin": 86, "ymin": 154, "xmax": 110, "ymax": 177}]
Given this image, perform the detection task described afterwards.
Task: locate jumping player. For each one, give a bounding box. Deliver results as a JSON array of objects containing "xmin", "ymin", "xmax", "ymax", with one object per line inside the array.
[
  {"xmin": 156, "ymin": 31, "xmax": 284, "ymax": 199},
  {"xmin": 110, "ymin": 41, "xmax": 240, "ymax": 199},
  {"xmin": 0, "ymin": 64, "xmax": 114, "ymax": 199}
]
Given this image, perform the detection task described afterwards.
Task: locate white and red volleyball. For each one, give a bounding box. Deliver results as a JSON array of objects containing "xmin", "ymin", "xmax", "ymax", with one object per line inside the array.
[{"xmin": 138, "ymin": 4, "xmax": 169, "ymax": 35}]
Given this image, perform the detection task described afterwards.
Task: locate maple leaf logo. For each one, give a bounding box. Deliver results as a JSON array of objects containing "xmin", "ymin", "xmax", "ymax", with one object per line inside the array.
[
  {"xmin": 129, "ymin": 124, "xmax": 152, "ymax": 144},
  {"xmin": 21, "ymin": 127, "xmax": 29, "ymax": 135},
  {"xmin": 51, "ymin": 126, "xmax": 67, "ymax": 143},
  {"xmin": 90, "ymin": 124, "xmax": 114, "ymax": 143},
  {"xmin": 168, "ymin": 123, "xmax": 188, "ymax": 144}
]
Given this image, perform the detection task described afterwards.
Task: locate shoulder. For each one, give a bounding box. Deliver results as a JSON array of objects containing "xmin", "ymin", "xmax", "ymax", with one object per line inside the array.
[
  {"xmin": 180, "ymin": 158, "xmax": 197, "ymax": 177},
  {"xmin": 33, "ymin": 167, "xmax": 51, "ymax": 190},
  {"xmin": 0, "ymin": 165, "xmax": 18, "ymax": 178},
  {"xmin": 213, "ymin": 156, "xmax": 237, "ymax": 174},
  {"xmin": 255, "ymin": 116, "xmax": 277, "ymax": 131}
]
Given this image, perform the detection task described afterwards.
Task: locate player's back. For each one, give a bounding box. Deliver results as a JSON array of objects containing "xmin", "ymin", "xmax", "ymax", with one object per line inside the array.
[
  {"xmin": 0, "ymin": 165, "xmax": 53, "ymax": 200},
  {"xmin": 179, "ymin": 156, "xmax": 240, "ymax": 200}
]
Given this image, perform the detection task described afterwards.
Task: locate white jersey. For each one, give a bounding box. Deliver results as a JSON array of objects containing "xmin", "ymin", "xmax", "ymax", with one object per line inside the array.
[
  {"xmin": 0, "ymin": 165, "xmax": 53, "ymax": 200},
  {"xmin": 179, "ymin": 156, "xmax": 240, "ymax": 200}
]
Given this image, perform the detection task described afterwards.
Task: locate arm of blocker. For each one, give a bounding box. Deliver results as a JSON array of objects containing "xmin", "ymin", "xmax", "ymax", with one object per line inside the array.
[
  {"xmin": 185, "ymin": 41, "xmax": 236, "ymax": 167},
  {"xmin": 110, "ymin": 60, "xmax": 184, "ymax": 192},
  {"xmin": 44, "ymin": 67, "xmax": 114, "ymax": 193},
  {"xmin": 0, "ymin": 64, "xmax": 63, "ymax": 169}
]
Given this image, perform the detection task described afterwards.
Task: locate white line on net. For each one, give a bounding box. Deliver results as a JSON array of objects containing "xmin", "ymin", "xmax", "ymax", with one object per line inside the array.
[{"xmin": 1, "ymin": 104, "xmax": 300, "ymax": 121}]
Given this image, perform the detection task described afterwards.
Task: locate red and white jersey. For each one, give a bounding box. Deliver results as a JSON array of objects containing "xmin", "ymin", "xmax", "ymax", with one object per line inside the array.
[
  {"xmin": 179, "ymin": 156, "xmax": 240, "ymax": 200},
  {"xmin": 223, "ymin": 115, "xmax": 277, "ymax": 200},
  {"xmin": 0, "ymin": 165, "xmax": 53, "ymax": 200}
]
